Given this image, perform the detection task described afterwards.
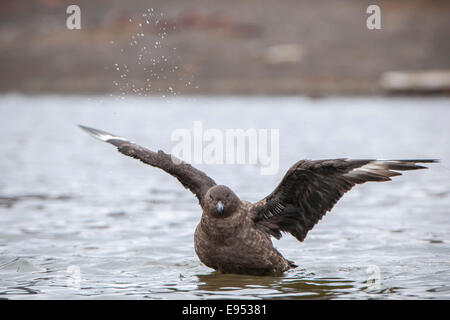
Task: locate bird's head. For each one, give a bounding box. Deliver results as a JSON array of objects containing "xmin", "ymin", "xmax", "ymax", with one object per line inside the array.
[{"xmin": 204, "ymin": 185, "xmax": 240, "ymax": 218}]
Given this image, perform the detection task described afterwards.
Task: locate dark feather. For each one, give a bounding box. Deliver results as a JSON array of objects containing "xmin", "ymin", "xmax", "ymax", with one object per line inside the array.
[
  {"xmin": 251, "ymin": 158, "xmax": 438, "ymax": 242},
  {"xmin": 79, "ymin": 125, "xmax": 216, "ymax": 206}
]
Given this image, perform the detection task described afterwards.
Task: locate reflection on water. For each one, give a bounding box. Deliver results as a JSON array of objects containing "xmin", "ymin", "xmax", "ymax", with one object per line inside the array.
[
  {"xmin": 0, "ymin": 95, "xmax": 449, "ymax": 299},
  {"xmin": 195, "ymin": 273, "xmax": 356, "ymax": 299}
]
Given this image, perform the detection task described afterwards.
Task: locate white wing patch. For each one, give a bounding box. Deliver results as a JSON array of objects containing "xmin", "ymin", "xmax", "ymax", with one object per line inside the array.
[
  {"xmin": 79, "ymin": 125, "xmax": 130, "ymax": 143},
  {"xmin": 358, "ymin": 160, "xmax": 401, "ymax": 176},
  {"xmin": 343, "ymin": 159, "xmax": 430, "ymax": 182}
]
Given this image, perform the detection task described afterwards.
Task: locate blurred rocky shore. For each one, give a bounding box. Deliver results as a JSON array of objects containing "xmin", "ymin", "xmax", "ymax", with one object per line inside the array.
[{"xmin": 1, "ymin": 0, "xmax": 449, "ymax": 96}]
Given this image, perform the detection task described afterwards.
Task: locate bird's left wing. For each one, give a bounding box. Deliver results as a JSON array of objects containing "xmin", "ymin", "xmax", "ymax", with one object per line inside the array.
[
  {"xmin": 79, "ymin": 125, "xmax": 217, "ymax": 207},
  {"xmin": 251, "ymin": 158, "xmax": 437, "ymax": 242}
]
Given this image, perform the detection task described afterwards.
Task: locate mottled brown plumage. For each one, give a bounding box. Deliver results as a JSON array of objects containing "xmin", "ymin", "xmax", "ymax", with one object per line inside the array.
[
  {"xmin": 80, "ymin": 125, "xmax": 438, "ymax": 275},
  {"xmin": 194, "ymin": 185, "xmax": 294, "ymax": 275}
]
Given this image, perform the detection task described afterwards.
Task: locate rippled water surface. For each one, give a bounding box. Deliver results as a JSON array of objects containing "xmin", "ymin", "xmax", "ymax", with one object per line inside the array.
[{"xmin": 0, "ymin": 95, "xmax": 449, "ymax": 299}]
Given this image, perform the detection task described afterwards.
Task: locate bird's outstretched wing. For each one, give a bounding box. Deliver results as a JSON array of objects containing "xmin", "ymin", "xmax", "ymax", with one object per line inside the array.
[
  {"xmin": 79, "ymin": 125, "xmax": 217, "ymax": 207},
  {"xmin": 251, "ymin": 158, "xmax": 438, "ymax": 241}
]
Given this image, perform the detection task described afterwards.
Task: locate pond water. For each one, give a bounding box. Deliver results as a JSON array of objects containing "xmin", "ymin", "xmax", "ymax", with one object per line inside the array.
[{"xmin": 0, "ymin": 95, "xmax": 449, "ymax": 299}]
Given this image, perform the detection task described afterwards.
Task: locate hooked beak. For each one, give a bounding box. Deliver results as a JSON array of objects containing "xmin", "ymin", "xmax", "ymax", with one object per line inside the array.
[{"xmin": 216, "ymin": 201, "xmax": 224, "ymax": 214}]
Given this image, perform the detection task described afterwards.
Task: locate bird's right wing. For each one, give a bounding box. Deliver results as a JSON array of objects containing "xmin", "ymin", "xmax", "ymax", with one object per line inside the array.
[
  {"xmin": 79, "ymin": 125, "xmax": 217, "ymax": 207},
  {"xmin": 251, "ymin": 158, "xmax": 438, "ymax": 242}
]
